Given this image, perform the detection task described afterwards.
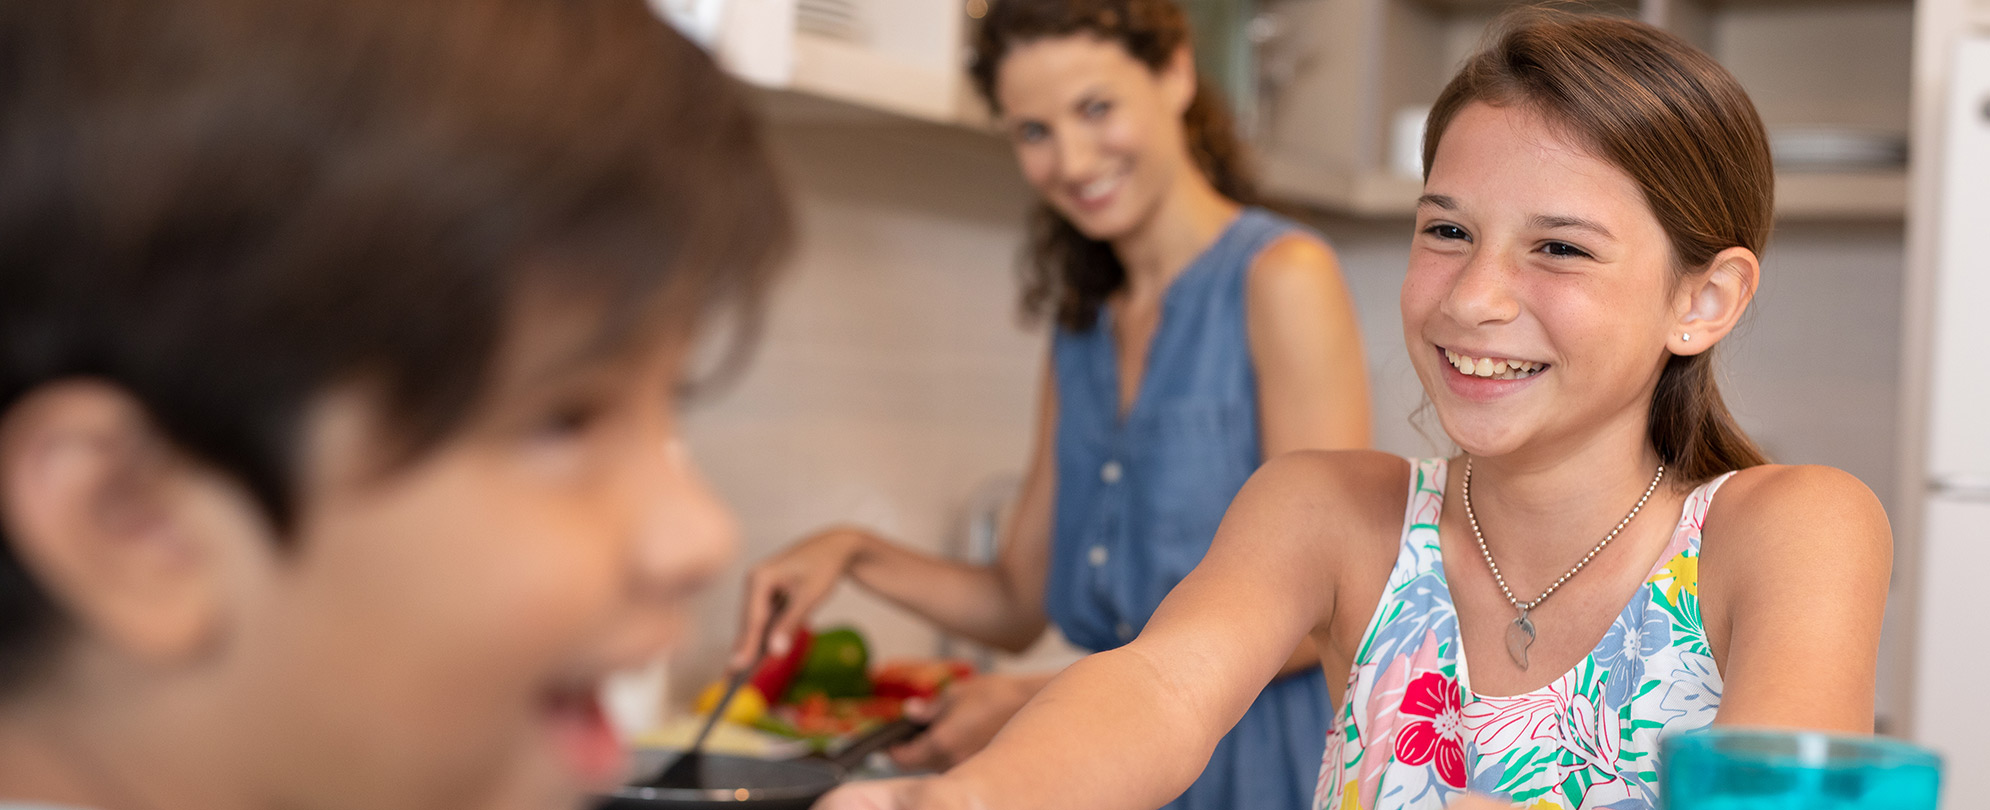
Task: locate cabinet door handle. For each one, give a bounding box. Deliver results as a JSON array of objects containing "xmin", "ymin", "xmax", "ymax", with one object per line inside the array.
[{"xmin": 1931, "ymin": 475, "xmax": 1990, "ymax": 499}]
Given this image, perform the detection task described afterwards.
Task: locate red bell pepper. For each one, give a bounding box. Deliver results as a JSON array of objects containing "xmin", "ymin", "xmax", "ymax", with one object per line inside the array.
[
  {"xmin": 748, "ymin": 625, "xmax": 812, "ymax": 703},
  {"xmin": 871, "ymin": 658, "xmax": 977, "ymax": 701}
]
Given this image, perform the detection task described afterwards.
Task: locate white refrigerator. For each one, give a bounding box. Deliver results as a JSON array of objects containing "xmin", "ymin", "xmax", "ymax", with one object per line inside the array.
[{"xmin": 1910, "ymin": 31, "xmax": 1990, "ymax": 770}]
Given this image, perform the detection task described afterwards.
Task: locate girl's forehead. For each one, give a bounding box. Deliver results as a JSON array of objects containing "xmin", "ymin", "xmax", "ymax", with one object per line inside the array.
[
  {"xmin": 1441, "ymin": 103, "xmax": 1603, "ymax": 175},
  {"xmin": 1427, "ymin": 102, "xmax": 1653, "ymax": 225}
]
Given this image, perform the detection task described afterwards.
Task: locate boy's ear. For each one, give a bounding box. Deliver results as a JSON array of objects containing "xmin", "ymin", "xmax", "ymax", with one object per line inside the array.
[
  {"xmin": 1668, "ymin": 246, "xmax": 1760, "ymax": 357},
  {"xmin": 0, "ymin": 381, "xmax": 235, "ymax": 664}
]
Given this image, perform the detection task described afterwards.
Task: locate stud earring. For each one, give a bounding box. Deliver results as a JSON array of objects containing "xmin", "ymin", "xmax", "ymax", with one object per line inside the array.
[{"xmin": 1681, "ymin": 333, "xmax": 1691, "ymax": 342}]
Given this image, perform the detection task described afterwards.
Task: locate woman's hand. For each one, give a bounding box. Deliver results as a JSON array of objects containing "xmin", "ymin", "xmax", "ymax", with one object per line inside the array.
[
  {"xmin": 887, "ymin": 672, "xmax": 1050, "ymax": 771},
  {"xmin": 814, "ymin": 775, "xmax": 988, "ymax": 810},
  {"xmin": 730, "ymin": 526, "xmax": 874, "ymax": 671}
]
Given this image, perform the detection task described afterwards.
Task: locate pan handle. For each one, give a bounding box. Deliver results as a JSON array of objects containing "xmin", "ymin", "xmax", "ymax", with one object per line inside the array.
[{"xmin": 823, "ymin": 718, "xmax": 930, "ymax": 772}]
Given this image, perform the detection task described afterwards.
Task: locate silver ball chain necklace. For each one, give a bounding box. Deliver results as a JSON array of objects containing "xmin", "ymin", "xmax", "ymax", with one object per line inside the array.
[{"xmin": 1461, "ymin": 457, "xmax": 1665, "ymax": 670}]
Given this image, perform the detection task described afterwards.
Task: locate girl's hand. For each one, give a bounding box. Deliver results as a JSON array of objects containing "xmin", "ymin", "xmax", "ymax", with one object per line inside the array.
[
  {"xmin": 887, "ymin": 673, "xmax": 1047, "ymax": 771},
  {"xmin": 729, "ymin": 526, "xmax": 873, "ymax": 671},
  {"xmin": 814, "ymin": 776, "xmax": 988, "ymax": 810}
]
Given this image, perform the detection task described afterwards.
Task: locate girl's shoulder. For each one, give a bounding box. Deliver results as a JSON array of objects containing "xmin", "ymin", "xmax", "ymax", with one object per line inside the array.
[
  {"xmin": 1703, "ymin": 464, "xmax": 1887, "ymax": 535},
  {"xmin": 1698, "ymin": 463, "xmax": 1892, "ymax": 587},
  {"xmin": 1244, "ymin": 449, "xmax": 1416, "ymax": 565},
  {"xmin": 1252, "ymin": 448, "xmax": 1413, "ymax": 515},
  {"xmin": 1242, "ymin": 450, "xmax": 1422, "ymax": 664}
]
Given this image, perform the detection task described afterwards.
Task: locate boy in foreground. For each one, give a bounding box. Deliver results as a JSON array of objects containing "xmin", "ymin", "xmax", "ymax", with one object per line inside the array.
[{"xmin": 0, "ymin": 1, "xmax": 787, "ymax": 809}]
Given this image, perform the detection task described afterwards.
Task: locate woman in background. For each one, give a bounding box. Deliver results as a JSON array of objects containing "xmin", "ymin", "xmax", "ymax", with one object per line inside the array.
[{"xmin": 730, "ymin": 1, "xmax": 1371, "ymax": 808}]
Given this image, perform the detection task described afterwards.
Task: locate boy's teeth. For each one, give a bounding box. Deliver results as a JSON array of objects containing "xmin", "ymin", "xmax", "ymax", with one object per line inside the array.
[{"xmin": 1445, "ymin": 349, "xmax": 1544, "ymax": 379}]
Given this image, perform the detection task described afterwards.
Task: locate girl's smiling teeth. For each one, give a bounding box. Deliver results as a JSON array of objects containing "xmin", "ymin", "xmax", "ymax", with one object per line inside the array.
[{"xmin": 1444, "ymin": 347, "xmax": 1548, "ymax": 381}]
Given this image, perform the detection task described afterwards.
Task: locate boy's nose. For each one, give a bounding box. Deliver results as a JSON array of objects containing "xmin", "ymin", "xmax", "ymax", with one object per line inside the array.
[{"xmin": 630, "ymin": 438, "xmax": 737, "ymax": 602}]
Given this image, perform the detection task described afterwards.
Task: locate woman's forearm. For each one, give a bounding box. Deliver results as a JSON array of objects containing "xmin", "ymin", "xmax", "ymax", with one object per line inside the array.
[{"xmin": 844, "ymin": 534, "xmax": 1048, "ymax": 652}]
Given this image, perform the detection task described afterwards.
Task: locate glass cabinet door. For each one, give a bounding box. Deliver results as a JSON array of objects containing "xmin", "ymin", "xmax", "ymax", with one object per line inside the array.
[{"xmin": 1180, "ymin": 0, "xmax": 1257, "ymax": 130}]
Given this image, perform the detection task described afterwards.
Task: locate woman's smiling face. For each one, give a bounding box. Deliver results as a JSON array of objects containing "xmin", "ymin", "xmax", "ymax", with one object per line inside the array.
[
  {"xmin": 995, "ymin": 34, "xmax": 1196, "ymax": 242},
  {"xmin": 1402, "ymin": 100, "xmax": 1685, "ymax": 460}
]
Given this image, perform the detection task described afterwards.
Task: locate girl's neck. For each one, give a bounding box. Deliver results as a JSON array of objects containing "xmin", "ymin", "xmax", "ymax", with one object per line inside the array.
[
  {"xmin": 1455, "ymin": 410, "xmax": 1673, "ymax": 574},
  {"xmin": 1109, "ymin": 169, "xmax": 1239, "ymax": 301}
]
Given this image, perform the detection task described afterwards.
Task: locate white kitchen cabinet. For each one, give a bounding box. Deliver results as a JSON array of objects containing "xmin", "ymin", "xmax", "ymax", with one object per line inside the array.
[
  {"xmin": 1909, "ymin": 499, "xmax": 1990, "ymax": 771},
  {"xmin": 655, "ymin": 0, "xmax": 978, "ymax": 124},
  {"xmin": 659, "ymin": 0, "xmax": 1913, "ymax": 217},
  {"xmin": 788, "ymin": 0, "xmax": 975, "ymax": 123},
  {"xmin": 1251, "ymin": 0, "xmax": 1914, "ymax": 219}
]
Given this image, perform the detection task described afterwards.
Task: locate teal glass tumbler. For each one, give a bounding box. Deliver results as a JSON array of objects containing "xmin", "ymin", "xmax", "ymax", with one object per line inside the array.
[{"xmin": 1660, "ymin": 728, "xmax": 1943, "ymax": 810}]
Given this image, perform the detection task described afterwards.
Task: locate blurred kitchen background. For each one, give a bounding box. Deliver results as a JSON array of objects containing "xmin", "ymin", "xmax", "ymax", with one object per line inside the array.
[{"xmin": 638, "ymin": 0, "xmax": 1987, "ymax": 767}]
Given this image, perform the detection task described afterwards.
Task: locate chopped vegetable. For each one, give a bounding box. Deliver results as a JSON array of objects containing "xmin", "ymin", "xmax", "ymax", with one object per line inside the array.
[
  {"xmin": 749, "ymin": 626, "xmax": 813, "ymax": 703},
  {"xmin": 872, "ymin": 658, "xmax": 976, "ymax": 701},
  {"xmin": 785, "ymin": 626, "xmax": 870, "ymax": 700},
  {"xmin": 692, "ymin": 682, "xmax": 768, "ymax": 726}
]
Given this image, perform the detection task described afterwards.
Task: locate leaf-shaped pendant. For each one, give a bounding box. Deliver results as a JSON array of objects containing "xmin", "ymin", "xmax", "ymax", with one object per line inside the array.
[{"xmin": 1506, "ymin": 612, "xmax": 1536, "ymax": 669}]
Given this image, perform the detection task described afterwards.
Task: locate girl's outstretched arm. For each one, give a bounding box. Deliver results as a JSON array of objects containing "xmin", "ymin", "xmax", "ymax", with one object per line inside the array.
[{"xmin": 821, "ymin": 451, "xmax": 1396, "ymax": 810}]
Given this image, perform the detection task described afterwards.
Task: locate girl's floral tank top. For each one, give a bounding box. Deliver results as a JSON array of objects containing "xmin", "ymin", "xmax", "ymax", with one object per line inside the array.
[{"xmin": 1315, "ymin": 457, "xmax": 1734, "ymax": 810}]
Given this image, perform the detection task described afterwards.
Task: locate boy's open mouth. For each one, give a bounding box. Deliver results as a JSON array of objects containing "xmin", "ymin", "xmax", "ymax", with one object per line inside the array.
[
  {"xmin": 543, "ymin": 680, "xmax": 624, "ymax": 787},
  {"xmin": 1443, "ymin": 347, "xmax": 1549, "ymax": 381}
]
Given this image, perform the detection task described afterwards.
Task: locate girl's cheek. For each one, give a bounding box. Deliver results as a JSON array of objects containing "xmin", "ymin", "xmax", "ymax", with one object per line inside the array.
[{"xmin": 1400, "ymin": 263, "xmax": 1447, "ymax": 320}]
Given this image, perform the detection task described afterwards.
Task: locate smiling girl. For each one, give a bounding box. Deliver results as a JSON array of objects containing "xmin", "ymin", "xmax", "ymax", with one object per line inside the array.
[{"xmin": 819, "ymin": 11, "xmax": 1890, "ymax": 810}]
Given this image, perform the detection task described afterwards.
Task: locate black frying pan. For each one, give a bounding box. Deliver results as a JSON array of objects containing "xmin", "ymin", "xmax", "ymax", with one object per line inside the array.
[{"xmin": 595, "ymin": 719, "xmax": 928, "ymax": 810}]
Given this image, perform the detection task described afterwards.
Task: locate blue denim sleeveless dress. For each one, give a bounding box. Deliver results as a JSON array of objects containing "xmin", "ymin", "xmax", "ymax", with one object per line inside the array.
[{"xmin": 1046, "ymin": 207, "xmax": 1332, "ymax": 810}]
